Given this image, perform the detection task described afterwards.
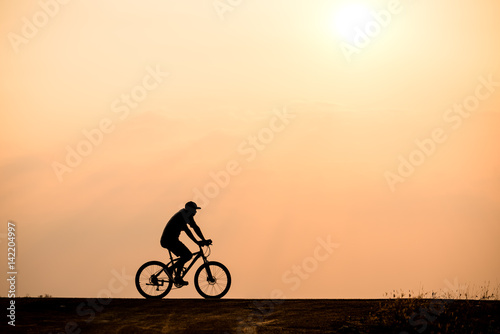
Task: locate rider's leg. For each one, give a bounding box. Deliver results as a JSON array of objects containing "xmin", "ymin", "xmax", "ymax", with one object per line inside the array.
[
  {"xmin": 175, "ymin": 246, "xmax": 192, "ymax": 279},
  {"xmin": 168, "ymin": 241, "xmax": 192, "ymax": 283}
]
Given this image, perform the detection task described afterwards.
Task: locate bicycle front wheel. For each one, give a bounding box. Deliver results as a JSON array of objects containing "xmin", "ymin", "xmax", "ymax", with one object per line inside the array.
[
  {"xmin": 135, "ymin": 261, "xmax": 173, "ymax": 299},
  {"xmin": 194, "ymin": 261, "xmax": 231, "ymax": 299}
]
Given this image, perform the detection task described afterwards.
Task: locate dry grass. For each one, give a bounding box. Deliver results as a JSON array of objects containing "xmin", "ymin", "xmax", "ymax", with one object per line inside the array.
[{"xmin": 371, "ymin": 281, "xmax": 500, "ymax": 333}]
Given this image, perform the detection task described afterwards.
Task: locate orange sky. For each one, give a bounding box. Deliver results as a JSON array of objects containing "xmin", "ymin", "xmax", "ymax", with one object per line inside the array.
[{"xmin": 1, "ymin": 0, "xmax": 499, "ymax": 299}]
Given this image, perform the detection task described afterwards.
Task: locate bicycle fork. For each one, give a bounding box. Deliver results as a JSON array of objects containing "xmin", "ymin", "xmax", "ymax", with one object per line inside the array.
[{"xmin": 204, "ymin": 262, "xmax": 216, "ymax": 283}]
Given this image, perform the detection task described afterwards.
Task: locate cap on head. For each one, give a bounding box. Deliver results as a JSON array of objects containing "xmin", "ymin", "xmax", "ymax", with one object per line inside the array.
[{"xmin": 185, "ymin": 201, "xmax": 201, "ymax": 210}]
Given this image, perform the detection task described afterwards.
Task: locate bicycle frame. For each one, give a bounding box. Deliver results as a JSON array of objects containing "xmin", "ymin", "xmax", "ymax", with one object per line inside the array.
[{"xmin": 164, "ymin": 245, "xmax": 214, "ymax": 282}]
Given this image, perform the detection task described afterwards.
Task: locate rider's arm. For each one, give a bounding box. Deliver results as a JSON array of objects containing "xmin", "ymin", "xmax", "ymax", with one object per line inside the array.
[
  {"xmin": 191, "ymin": 224, "xmax": 206, "ymax": 242},
  {"xmin": 188, "ymin": 216, "xmax": 207, "ymax": 243},
  {"xmin": 183, "ymin": 226, "xmax": 199, "ymax": 244}
]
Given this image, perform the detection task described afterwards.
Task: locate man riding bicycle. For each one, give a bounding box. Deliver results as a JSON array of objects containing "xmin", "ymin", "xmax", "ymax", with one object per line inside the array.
[{"xmin": 160, "ymin": 201, "xmax": 211, "ymax": 286}]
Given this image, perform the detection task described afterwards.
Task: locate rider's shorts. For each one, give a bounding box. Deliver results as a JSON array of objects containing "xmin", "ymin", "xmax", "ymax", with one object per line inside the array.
[{"xmin": 164, "ymin": 239, "xmax": 192, "ymax": 260}]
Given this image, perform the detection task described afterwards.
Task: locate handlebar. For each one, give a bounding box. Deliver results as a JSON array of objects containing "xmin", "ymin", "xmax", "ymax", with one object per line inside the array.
[
  {"xmin": 198, "ymin": 239, "xmax": 212, "ymax": 247},
  {"xmin": 198, "ymin": 239, "xmax": 212, "ymax": 257}
]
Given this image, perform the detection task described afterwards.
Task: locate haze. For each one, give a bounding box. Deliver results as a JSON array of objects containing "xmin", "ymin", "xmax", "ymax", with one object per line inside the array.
[{"xmin": 1, "ymin": 0, "xmax": 499, "ymax": 299}]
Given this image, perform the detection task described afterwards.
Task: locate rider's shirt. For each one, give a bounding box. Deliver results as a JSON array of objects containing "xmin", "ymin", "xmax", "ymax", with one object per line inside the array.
[{"xmin": 160, "ymin": 209, "xmax": 197, "ymax": 246}]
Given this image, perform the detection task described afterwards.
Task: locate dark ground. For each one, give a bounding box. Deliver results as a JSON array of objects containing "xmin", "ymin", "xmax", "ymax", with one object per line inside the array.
[{"xmin": 1, "ymin": 298, "xmax": 499, "ymax": 333}]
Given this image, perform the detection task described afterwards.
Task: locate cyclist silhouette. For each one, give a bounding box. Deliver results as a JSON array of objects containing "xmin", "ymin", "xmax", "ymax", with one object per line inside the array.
[{"xmin": 160, "ymin": 201, "xmax": 210, "ymax": 286}]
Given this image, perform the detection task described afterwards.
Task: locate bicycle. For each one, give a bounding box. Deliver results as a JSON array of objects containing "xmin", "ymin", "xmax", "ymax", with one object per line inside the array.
[{"xmin": 135, "ymin": 240, "xmax": 231, "ymax": 299}]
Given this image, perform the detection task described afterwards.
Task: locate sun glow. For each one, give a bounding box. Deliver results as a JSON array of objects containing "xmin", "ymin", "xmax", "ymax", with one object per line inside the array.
[{"xmin": 334, "ymin": 3, "xmax": 372, "ymax": 40}]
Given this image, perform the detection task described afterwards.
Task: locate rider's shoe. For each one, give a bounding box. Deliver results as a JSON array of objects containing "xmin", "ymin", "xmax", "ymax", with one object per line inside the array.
[{"xmin": 174, "ymin": 277, "xmax": 189, "ymax": 286}]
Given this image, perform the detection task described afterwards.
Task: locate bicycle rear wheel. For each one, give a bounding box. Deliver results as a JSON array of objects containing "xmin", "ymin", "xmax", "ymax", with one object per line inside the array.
[
  {"xmin": 135, "ymin": 261, "xmax": 173, "ymax": 299},
  {"xmin": 194, "ymin": 261, "xmax": 231, "ymax": 299}
]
